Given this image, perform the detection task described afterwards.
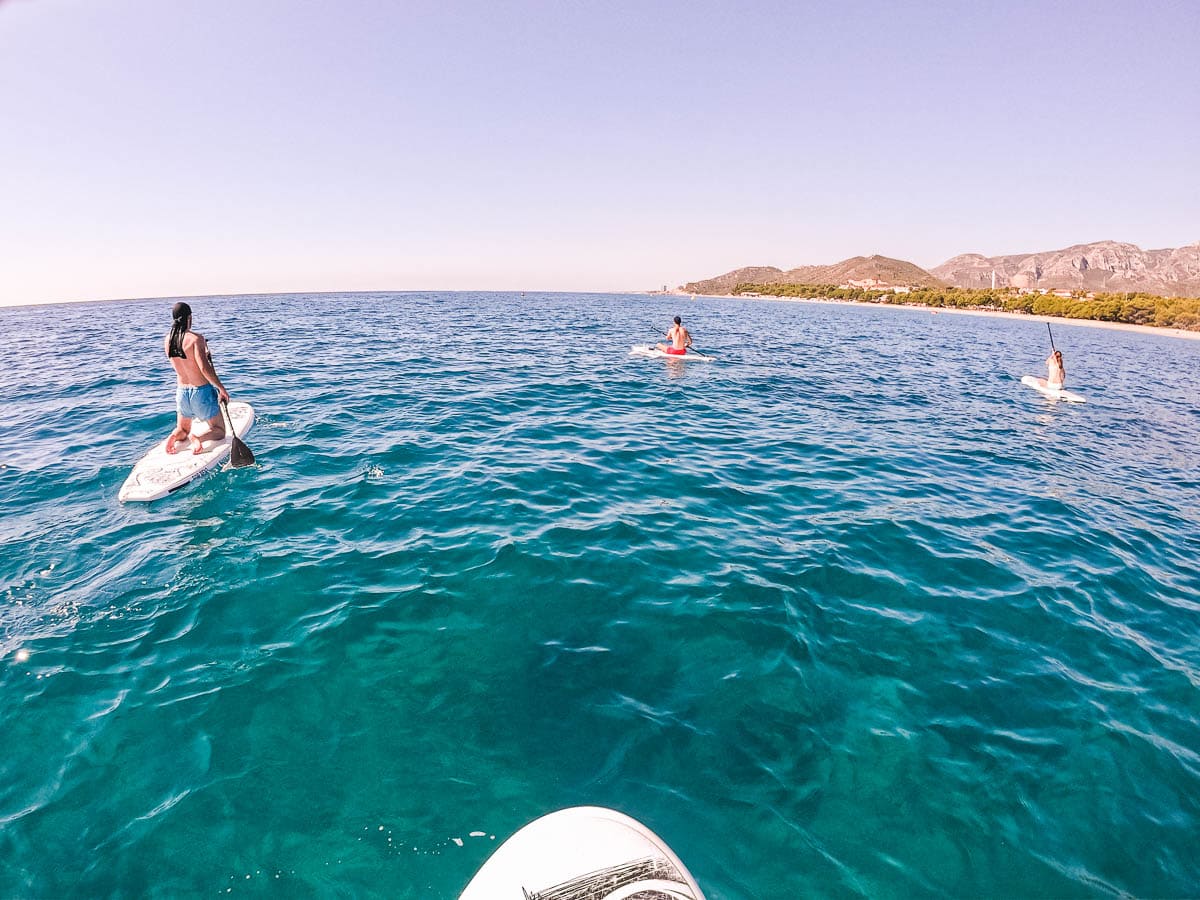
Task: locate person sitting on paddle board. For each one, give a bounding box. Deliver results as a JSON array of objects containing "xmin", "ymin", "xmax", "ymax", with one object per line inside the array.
[
  {"xmin": 656, "ymin": 316, "xmax": 692, "ymax": 356},
  {"xmin": 1045, "ymin": 349, "xmax": 1066, "ymax": 390},
  {"xmin": 164, "ymin": 301, "xmax": 231, "ymax": 455}
]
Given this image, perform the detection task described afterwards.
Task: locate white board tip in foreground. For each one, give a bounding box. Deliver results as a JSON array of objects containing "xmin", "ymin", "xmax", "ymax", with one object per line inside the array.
[{"xmin": 459, "ymin": 805, "xmax": 705, "ymax": 899}]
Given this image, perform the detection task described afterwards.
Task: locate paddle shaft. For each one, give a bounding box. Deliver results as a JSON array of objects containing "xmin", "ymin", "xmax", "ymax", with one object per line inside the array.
[
  {"xmin": 202, "ymin": 346, "xmax": 253, "ymax": 466},
  {"xmin": 1047, "ymin": 323, "xmax": 1056, "ymax": 350}
]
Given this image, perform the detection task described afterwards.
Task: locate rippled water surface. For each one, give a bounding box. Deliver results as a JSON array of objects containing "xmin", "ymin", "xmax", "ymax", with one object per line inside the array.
[{"xmin": 3, "ymin": 292, "xmax": 1200, "ymax": 898}]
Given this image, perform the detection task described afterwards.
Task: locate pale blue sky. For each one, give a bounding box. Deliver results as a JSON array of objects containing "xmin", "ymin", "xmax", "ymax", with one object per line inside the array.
[{"xmin": 1, "ymin": 0, "xmax": 1196, "ymax": 305}]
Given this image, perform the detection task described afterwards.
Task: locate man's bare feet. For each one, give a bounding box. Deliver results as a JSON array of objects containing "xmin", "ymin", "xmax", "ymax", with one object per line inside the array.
[
  {"xmin": 166, "ymin": 432, "xmax": 184, "ymax": 454},
  {"xmin": 191, "ymin": 436, "xmax": 205, "ymax": 455}
]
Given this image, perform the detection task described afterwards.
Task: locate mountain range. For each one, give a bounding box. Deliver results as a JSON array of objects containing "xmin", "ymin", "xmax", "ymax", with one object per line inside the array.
[
  {"xmin": 682, "ymin": 256, "xmax": 940, "ymax": 295},
  {"xmin": 682, "ymin": 240, "xmax": 1200, "ymax": 297}
]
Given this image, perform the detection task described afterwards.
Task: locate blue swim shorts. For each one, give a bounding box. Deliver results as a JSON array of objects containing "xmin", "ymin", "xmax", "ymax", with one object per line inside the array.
[{"xmin": 176, "ymin": 384, "xmax": 220, "ymax": 420}]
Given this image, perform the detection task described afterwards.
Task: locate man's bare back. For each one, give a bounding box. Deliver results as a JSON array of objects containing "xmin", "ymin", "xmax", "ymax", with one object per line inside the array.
[
  {"xmin": 656, "ymin": 316, "xmax": 692, "ymax": 355},
  {"xmin": 165, "ymin": 331, "xmax": 215, "ymax": 387}
]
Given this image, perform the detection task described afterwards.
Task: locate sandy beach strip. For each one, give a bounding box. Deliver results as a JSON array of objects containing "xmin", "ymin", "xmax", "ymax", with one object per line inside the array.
[{"xmin": 680, "ymin": 293, "xmax": 1200, "ymax": 342}]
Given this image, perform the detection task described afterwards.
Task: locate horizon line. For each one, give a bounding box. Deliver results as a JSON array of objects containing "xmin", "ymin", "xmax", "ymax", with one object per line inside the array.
[{"xmin": 0, "ymin": 287, "xmax": 675, "ymax": 311}]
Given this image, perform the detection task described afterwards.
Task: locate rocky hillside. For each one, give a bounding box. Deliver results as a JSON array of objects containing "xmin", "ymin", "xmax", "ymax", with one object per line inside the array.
[
  {"xmin": 932, "ymin": 240, "xmax": 1200, "ymax": 296},
  {"xmin": 684, "ymin": 255, "xmax": 942, "ymax": 295}
]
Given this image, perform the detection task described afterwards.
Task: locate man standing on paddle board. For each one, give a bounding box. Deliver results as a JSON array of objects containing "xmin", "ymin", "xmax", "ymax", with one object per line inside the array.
[
  {"xmin": 656, "ymin": 316, "xmax": 692, "ymax": 356},
  {"xmin": 164, "ymin": 301, "xmax": 230, "ymax": 455}
]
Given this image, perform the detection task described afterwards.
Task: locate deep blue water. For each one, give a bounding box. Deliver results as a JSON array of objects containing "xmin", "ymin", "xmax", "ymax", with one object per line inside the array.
[{"xmin": 2, "ymin": 291, "xmax": 1199, "ymax": 898}]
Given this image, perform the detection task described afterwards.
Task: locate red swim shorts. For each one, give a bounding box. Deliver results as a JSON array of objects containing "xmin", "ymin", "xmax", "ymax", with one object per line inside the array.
[{"xmin": 665, "ymin": 347, "xmax": 687, "ymax": 356}]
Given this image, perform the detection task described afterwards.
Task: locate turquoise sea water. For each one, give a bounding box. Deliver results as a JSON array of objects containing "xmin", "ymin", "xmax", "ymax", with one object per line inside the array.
[{"xmin": 2, "ymin": 291, "xmax": 1199, "ymax": 898}]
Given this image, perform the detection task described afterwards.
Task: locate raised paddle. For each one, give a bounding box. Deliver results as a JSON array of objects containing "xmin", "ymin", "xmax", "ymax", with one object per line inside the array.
[
  {"xmin": 220, "ymin": 400, "xmax": 255, "ymax": 468},
  {"xmin": 1047, "ymin": 322, "xmax": 1056, "ymax": 350}
]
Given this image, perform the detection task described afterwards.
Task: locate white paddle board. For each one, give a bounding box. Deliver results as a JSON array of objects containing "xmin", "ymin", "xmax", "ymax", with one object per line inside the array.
[
  {"xmin": 119, "ymin": 401, "xmax": 255, "ymax": 502},
  {"xmin": 630, "ymin": 344, "xmax": 715, "ymax": 362},
  {"xmin": 459, "ymin": 806, "xmax": 705, "ymax": 900},
  {"xmin": 1020, "ymin": 375, "xmax": 1086, "ymax": 403}
]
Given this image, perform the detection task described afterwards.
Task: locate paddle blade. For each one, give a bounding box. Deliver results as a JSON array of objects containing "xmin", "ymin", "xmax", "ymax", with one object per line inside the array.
[
  {"xmin": 229, "ymin": 434, "xmax": 255, "ymax": 468},
  {"xmin": 219, "ymin": 400, "xmax": 255, "ymax": 468}
]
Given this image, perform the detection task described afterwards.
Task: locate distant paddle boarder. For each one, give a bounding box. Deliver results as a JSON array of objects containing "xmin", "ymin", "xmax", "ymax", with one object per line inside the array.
[
  {"xmin": 164, "ymin": 302, "xmax": 231, "ymax": 455},
  {"xmin": 656, "ymin": 316, "xmax": 693, "ymax": 357},
  {"xmin": 1046, "ymin": 349, "xmax": 1066, "ymax": 390},
  {"xmin": 1030, "ymin": 350, "xmax": 1066, "ymax": 392}
]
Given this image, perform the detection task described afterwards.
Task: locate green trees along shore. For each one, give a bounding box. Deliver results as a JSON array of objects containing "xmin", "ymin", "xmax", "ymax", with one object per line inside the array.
[{"xmin": 732, "ymin": 284, "xmax": 1200, "ymax": 331}]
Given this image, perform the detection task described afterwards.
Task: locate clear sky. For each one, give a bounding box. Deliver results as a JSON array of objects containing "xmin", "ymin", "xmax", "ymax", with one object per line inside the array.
[{"xmin": 1, "ymin": 0, "xmax": 1196, "ymax": 305}]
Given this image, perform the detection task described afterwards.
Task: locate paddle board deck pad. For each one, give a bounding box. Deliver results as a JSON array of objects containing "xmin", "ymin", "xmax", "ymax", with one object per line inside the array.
[
  {"xmin": 630, "ymin": 344, "xmax": 715, "ymax": 362},
  {"xmin": 119, "ymin": 401, "xmax": 255, "ymax": 502},
  {"xmin": 459, "ymin": 806, "xmax": 705, "ymax": 900},
  {"xmin": 1020, "ymin": 375, "xmax": 1086, "ymax": 403}
]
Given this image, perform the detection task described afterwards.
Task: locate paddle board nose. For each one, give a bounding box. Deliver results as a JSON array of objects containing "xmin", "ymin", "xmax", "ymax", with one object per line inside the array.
[{"xmin": 458, "ymin": 806, "xmax": 705, "ymax": 899}]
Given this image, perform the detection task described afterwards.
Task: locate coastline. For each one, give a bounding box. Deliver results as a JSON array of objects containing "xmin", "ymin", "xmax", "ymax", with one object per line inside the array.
[{"xmin": 682, "ymin": 293, "xmax": 1200, "ymax": 342}]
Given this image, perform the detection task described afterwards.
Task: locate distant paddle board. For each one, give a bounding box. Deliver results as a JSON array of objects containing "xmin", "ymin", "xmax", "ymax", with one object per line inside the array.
[
  {"xmin": 1020, "ymin": 375, "xmax": 1086, "ymax": 403},
  {"xmin": 630, "ymin": 344, "xmax": 715, "ymax": 362},
  {"xmin": 119, "ymin": 401, "xmax": 255, "ymax": 502},
  {"xmin": 459, "ymin": 806, "xmax": 705, "ymax": 900}
]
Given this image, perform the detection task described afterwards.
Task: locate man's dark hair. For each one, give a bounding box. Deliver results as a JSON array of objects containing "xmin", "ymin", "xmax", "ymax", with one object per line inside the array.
[
  {"xmin": 168, "ymin": 302, "xmax": 192, "ymax": 359},
  {"xmin": 673, "ymin": 316, "xmax": 681, "ymax": 325}
]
